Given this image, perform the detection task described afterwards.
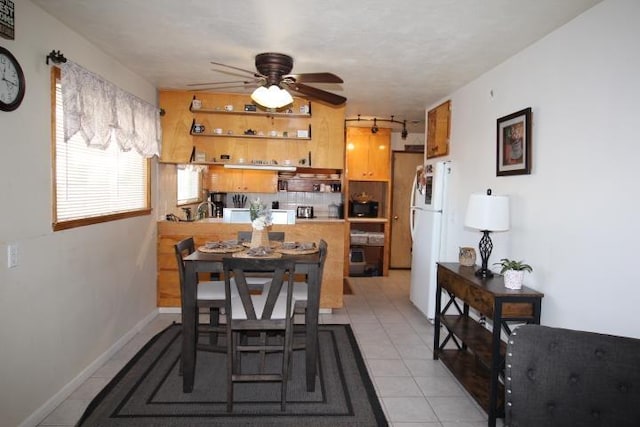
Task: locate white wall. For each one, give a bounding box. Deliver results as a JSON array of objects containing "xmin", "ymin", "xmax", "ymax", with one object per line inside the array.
[
  {"xmin": 0, "ymin": 2, "xmax": 158, "ymax": 426},
  {"xmin": 434, "ymin": 0, "xmax": 640, "ymax": 338}
]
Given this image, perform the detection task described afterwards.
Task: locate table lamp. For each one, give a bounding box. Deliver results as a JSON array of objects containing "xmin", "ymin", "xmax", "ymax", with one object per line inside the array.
[{"xmin": 464, "ymin": 189, "xmax": 510, "ymax": 278}]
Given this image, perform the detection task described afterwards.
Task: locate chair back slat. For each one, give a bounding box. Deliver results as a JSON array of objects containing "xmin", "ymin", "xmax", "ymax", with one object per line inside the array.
[
  {"xmin": 174, "ymin": 237, "xmax": 196, "ymax": 295},
  {"xmin": 223, "ymin": 257, "xmax": 295, "ymax": 322}
]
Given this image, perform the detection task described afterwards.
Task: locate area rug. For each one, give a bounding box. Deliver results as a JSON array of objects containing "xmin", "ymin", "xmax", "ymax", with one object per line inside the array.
[{"xmin": 77, "ymin": 323, "xmax": 388, "ymax": 426}]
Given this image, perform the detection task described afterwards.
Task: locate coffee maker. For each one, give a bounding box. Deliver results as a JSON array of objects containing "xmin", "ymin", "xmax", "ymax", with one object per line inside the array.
[{"xmin": 209, "ymin": 192, "xmax": 226, "ymax": 218}]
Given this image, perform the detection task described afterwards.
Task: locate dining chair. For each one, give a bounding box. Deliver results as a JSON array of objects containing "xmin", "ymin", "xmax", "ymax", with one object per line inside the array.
[
  {"xmin": 174, "ymin": 237, "xmax": 227, "ymax": 355},
  {"xmin": 288, "ymin": 239, "xmax": 328, "ymax": 348},
  {"xmin": 237, "ymin": 231, "xmax": 285, "ymax": 244},
  {"xmin": 222, "ymin": 257, "xmax": 296, "ymax": 412},
  {"xmin": 236, "ymin": 231, "xmax": 286, "ymax": 289}
]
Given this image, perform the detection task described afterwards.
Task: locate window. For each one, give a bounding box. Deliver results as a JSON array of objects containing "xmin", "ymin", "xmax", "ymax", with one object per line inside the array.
[
  {"xmin": 176, "ymin": 165, "xmax": 203, "ymax": 206},
  {"xmin": 52, "ymin": 67, "xmax": 151, "ymax": 231}
]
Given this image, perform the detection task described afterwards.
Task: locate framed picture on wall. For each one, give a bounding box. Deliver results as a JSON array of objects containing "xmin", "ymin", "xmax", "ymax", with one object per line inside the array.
[{"xmin": 496, "ymin": 107, "xmax": 532, "ymax": 176}]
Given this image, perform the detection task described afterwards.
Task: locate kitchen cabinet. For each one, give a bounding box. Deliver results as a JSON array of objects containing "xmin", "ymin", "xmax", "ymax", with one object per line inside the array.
[
  {"xmin": 345, "ymin": 127, "xmax": 391, "ymax": 180},
  {"xmin": 159, "ymin": 90, "xmax": 197, "ymax": 163},
  {"xmin": 343, "ymin": 161, "xmax": 391, "ymax": 277},
  {"xmin": 208, "ymin": 166, "xmax": 277, "ymax": 193},
  {"xmin": 159, "ymin": 90, "xmax": 345, "ymax": 169},
  {"xmin": 433, "ymin": 263, "xmax": 543, "ymax": 427},
  {"xmin": 426, "ymin": 100, "xmax": 451, "ymax": 159}
]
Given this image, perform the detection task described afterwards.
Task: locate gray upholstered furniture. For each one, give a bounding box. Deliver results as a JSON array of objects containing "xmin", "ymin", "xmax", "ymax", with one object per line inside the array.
[{"xmin": 505, "ymin": 324, "xmax": 640, "ymax": 427}]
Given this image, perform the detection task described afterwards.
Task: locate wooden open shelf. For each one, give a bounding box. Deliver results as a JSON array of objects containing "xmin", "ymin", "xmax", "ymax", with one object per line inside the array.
[{"xmin": 438, "ymin": 349, "xmax": 505, "ymax": 417}]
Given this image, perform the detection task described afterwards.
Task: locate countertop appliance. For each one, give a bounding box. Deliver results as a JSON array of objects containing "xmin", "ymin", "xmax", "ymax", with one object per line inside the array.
[
  {"xmin": 209, "ymin": 192, "xmax": 226, "ymax": 218},
  {"xmin": 296, "ymin": 205, "xmax": 314, "ymax": 219},
  {"xmin": 409, "ymin": 160, "xmax": 451, "ymax": 320},
  {"xmin": 349, "ymin": 200, "xmax": 379, "ymax": 217}
]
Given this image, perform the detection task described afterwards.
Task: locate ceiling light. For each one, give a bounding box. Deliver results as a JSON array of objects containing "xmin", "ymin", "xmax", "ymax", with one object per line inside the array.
[
  {"xmin": 401, "ymin": 120, "xmax": 408, "ymax": 139},
  {"xmin": 251, "ymin": 85, "xmax": 294, "ymax": 109},
  {"xmin": 371, "ymin": 118, "xmax": 379, "ymax": 134}
]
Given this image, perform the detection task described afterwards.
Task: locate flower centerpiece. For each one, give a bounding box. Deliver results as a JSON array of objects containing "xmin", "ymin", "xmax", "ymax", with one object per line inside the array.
[{"xmin": 249, "ymin": 198, "xmax": 273, "ymax": 248}]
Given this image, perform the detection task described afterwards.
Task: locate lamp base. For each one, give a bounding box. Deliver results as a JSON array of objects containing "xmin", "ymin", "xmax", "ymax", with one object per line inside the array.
[
  {"xmin": 476, "ymin": 230, "xmax": 494, "ymax": 279},
  {"xmin": 475, "ymin": 267, "xmax": 494, "ymax": 278}
]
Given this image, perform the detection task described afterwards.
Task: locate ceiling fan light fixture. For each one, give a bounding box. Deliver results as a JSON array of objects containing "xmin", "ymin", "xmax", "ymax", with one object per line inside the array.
[{"xmin": 251, "ymin": 85, "xmax": 294, "ymax": 109}]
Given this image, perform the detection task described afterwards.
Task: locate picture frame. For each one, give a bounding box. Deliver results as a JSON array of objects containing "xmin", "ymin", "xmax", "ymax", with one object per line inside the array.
[{"xmin": 496, "ymin": 107, "xmax": 532, "ymax": 176}]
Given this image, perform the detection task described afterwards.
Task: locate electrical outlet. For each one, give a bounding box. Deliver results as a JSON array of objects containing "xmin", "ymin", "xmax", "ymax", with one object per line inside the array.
[{"xmin": 7, "ymin": 244, "xmax": 18, "ymax": 268}]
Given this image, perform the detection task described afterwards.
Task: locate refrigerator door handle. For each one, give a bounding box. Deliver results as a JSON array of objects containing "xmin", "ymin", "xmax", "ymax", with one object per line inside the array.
[
  {"xmin": 410, "ymin": 207, "xmax": 416, "ymax": 241},
  {"xmin": 409, "ymin": 174, "xmax": 417, "ymax": 241}
]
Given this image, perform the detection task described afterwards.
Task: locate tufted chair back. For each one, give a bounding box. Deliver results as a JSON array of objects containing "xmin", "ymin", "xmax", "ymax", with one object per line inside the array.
[{"xmin": 505, "ymin": 324, "xmax": 640, "ymax": 427}]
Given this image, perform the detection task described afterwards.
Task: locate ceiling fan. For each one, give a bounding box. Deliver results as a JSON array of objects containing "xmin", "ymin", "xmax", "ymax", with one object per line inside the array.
[{"xmin": 188, "ymin": 52, "xmax": 346, "ymax": 107}]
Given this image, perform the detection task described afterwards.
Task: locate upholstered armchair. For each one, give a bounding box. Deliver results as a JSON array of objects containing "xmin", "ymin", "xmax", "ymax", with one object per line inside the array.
[{"xmin": 505, "ymin": 324, "xmax": 640, "ymax": 427}]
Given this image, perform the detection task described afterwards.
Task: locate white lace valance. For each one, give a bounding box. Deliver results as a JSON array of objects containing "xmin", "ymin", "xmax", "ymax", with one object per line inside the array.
[{"xmin": 61, "ymin": 61, "xmax": 161, "ymax": 158}]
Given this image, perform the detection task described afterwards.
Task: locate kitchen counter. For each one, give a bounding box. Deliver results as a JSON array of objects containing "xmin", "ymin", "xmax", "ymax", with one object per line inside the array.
[
  {"xmin": 173, "ymin": 216, "xmax": 345, "ymax": 224},
  {"xmin": 157, "ymin": 220, "xmax": 345, "ymax": 309}
]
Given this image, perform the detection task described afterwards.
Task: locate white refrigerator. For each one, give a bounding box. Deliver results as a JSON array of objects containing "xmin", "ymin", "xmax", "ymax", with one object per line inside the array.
[{"xmin": 409, "ymin": 160, "xmax": 451, "ymax": 320}]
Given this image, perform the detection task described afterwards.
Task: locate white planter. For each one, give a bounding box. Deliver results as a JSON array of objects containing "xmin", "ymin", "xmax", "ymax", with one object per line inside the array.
[{"xmin": 504, "ymin": 270, "xmax": 525, "ymax": 289}]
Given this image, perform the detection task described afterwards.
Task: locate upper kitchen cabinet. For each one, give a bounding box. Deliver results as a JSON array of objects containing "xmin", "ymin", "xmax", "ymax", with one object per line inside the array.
[
  {"xmin": 426, "ymin": 100, "xmax": 451, "ymax": 159},
  {"xmin": 159, "ymin": 91, "xmax": 196, "ymax": 163},
  {"xmin": 159, "ymin": 90, "xmax": 345, "ymax": 168},
  {"xmin": 208, "ymin": 166, "xmax": 277, "ymax": 193},
  {"xmin": 345, "ymin": 127, "xmax": 391, "ymax": 181}
]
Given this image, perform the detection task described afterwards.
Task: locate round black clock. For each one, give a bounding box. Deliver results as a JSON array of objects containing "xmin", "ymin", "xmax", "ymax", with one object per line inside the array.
[{"xmin": 0, "ymin": 46, "xmax": 26, "ymax": 112}]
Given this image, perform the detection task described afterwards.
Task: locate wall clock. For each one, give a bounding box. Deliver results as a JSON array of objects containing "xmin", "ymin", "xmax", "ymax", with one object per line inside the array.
[{"xmin": 0, "ymin": 45, "xmax": 26, "ymax": 111}]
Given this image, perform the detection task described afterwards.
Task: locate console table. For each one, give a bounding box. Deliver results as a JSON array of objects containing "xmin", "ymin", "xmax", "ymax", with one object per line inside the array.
[{"xmin": 433, "ymin": 262, "xmax": 544, "ymax": 427}]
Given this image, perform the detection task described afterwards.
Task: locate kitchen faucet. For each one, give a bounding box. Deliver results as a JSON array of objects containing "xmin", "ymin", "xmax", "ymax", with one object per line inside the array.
[{"xmin": 196, "ymin": 201, "xmax": 215, "ymax": 219}]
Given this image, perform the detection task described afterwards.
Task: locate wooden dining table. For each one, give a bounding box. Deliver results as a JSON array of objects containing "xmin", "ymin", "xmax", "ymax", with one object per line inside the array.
[{"xmin": 181, "ymin": 248, "xmax": 322, "ymax": 393}]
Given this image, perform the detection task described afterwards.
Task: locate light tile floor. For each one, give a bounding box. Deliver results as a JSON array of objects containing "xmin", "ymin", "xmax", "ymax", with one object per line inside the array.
[{"xmin": 39, "ymin": 270, "xmax": 502, "ymax": 427}]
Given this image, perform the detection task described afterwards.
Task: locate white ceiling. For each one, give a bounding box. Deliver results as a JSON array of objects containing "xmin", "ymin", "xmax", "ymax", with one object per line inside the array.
[{"xmin": 33, "ymin": 0, "xmax": 600, "ymax": 133}]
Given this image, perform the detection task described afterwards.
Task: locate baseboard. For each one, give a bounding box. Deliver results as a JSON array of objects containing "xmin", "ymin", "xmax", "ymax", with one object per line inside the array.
[{"xmin": 20, "ymin": 309, "xmax": 159, "ymax": 427}]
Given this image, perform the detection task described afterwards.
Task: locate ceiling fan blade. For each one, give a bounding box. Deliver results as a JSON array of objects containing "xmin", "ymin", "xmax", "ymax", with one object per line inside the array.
[
  {"xmin": 286, "ymin": 82, "xmax": 346, "ymax": 105},
  {"xmin": 191, "ymin": 83, "xmax": 258, "ymax": 92},
  {"xmin": 210, "ymin": 60, "xmax": 263, "ymax": 78},
  {"xmin": 285, "ymin": 72, "xmax": 343, "ymax": 84},
  {"xmin": 187, "ymin": 80, "xmax": 254, "ymax": 87}
]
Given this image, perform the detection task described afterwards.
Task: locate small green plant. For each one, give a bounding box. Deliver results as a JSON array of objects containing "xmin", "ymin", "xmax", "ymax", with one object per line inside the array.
[{"xmin": 494, "ymin": 258, "xmax": 533, "ymax": 274}]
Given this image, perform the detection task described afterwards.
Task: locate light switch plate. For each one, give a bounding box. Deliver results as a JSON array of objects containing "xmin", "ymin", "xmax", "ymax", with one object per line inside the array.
[{"xmin": 7, "ymin": 244, "xmax": 18, "ymax": 268}]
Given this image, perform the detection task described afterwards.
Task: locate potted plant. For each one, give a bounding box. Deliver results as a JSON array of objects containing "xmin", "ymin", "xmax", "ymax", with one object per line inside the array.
[{"xmin": 494, "ymin": 258, "xmax": 533, "ymax": 290}]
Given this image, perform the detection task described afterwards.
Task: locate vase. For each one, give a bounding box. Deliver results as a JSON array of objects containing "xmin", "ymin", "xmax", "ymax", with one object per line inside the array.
[
  {"xmin": 459, "ymin": 247, "xmax": 476, "ymax": 267},
  {"xmin": 250, "ymin": 226, "xmax": 270, "ymax": 248},
  {"xmin": 504, "ymin": 270, "xmax": 525, "ymax": 290}
]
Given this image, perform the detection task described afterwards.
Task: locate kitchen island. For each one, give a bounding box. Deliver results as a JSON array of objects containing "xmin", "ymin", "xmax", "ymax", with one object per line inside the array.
[{"xmin": 157, "ymin": 219, "xmax": 345, "ymax": 309}]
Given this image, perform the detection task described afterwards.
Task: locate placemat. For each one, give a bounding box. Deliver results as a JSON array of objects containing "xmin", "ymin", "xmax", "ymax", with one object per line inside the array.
[
  {"xmin": 276, "ymin": 242, "xmax": 318, "ymax": 255},
  {"xmin": 276, "ymin": 247, "xmax": 319, "ymax": 255},
  {"xmin": 198, "ymin": 245, "xmax": 245, "ymax": 254}
]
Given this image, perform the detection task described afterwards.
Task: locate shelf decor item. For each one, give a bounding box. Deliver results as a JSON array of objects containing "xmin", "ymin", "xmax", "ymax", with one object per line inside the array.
[
  {"xmin": 458, "ymin": 247, "xmax": 477, "ymax": 267},
  {"xmin": 497, "ymin": 107, "xmax": 532, "ymax": 176},
  {"xmin": 494, "ymin": 258, "xmax": 533, "ymax": 289},
  {"xmin": 249, "ymin": 198, "xmax": 273, "ymax": 248},
  {"xmin": 464, "ymin": 189, "xmax": 510, "ymax": 278}
]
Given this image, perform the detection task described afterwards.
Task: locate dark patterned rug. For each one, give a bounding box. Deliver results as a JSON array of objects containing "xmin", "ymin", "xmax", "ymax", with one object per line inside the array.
[{"xmin": 77, "ymin": 323, "xmax": 387, "ymax": 426}]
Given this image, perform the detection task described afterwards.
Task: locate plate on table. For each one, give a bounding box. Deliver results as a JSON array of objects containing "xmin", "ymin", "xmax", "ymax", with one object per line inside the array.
[
  {"xmin": 276, "ymin": 241, "xmax": 318, "ymax": 255},
  {"xmin": 198, "ymin": 240, "xmax": 244, "ymax": 253}
]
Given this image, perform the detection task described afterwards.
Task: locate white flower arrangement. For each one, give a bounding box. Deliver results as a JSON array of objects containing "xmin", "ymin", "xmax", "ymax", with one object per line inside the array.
[{"xmin": 249, "ymin": 198, "xmax": 272, "ymax": 231}]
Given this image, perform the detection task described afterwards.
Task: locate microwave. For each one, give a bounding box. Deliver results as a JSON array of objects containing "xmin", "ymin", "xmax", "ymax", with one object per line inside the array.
[{"xmin": 349, "ymin": 201, "xmax": 379, "ymax": 218}]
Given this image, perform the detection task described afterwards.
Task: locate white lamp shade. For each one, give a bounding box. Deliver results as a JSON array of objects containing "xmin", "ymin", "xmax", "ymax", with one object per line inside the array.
[
  {"xmin": 464, "ymin": 192, "xmax": 510, "ymax": 231},
  {"xmin": 251, "ymin": 85, "xmax": 293, "ymax": 109}
]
